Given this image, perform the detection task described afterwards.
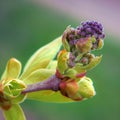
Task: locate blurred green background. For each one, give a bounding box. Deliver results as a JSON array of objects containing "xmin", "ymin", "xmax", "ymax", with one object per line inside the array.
[{"xmin": 0, "ymin": 1, "xmax": 120, "ymax": 120}]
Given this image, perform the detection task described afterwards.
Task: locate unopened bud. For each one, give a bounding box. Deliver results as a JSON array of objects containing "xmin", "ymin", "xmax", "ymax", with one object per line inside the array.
[
  {"xmin": 78, "ymin": 77, "xmax": 96, "ymax": 98},
  {"xmin": 62, "ymin": 21, "xmax": 105, "ymax": 53},
  {"xmin": 59, "ymin": 80, "xmax": 83, "ymax": 101},
  {"xmin": 59, "ymin": 77, "xmax": 95, "ymax": 101},
  {"xmin": 76, "ymin": 37, "xmax": 92, "ymax": 53}
]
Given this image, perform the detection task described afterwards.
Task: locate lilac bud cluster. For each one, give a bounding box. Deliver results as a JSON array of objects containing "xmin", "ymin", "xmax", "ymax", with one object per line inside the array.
[
  {"xmin": 78, "ymin": 21, "xmax": 105, "ymax": 40},
  {"xmin": 63, "ymin": 21, "xmax": 105, "ymax": 52}
]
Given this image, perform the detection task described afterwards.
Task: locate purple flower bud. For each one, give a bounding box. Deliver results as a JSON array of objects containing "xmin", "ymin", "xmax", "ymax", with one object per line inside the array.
[
  {"xmin": 69, "ymin": 40, "xmax": 74, "ymax": 46},
  {"xmin": 81, "ymin": 31, "xmax": 86, "ymax": 37},
  {"xmin": 68, "ymin": 53, "xmax": 75, "ymax": 67},
  {"xmin": 78, "ymin": 21, "xmax": 105, "ymax": 40},
  {"xmin": 76, "ymin": 37, "xmax": 92, "ymax": 53},
  {"xmin": 62, "ymin": 21, "xmax": 105, "ymax": 53},
  {"xmin": 80, "ymin": 57, "xmax": 89, "ymax": 65},
  {"xmin": 86, "ymin": 28, "xmax": 92, "ymax": 34}
]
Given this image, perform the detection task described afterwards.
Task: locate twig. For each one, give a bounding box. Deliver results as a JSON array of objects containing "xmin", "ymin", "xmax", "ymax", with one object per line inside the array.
[{"xmin": 22, "ymin": 75, "xmax": 61, "ymax": 94}]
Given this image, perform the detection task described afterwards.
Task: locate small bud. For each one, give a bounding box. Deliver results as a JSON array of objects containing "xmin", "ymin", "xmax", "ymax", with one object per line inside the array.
[
  {"xmin": 79, "ymin": 53, "xmax": 95, "ymax": 65},
  {"xmin": 64, "ymin": 68, "xmax": 79, "ymax": 79},
  {"xmin": 76, "ymin": 37, "xmax": 92, "ymax": 53},
  {"xmin": 3, "ymin": 79, "xmax": 26, "ymax": 98},
  {"xmin": 68, "ymin": 53, "xmax": 75, "ymax": 68},
  {"xmin": 80, "ymin": 21, "xmax": 105, "ymax": 40},
  {"xmin": 59, "ymin": 80, "xmax": 83, "ymax": 101},
  {"xmin": 59, "ymin": 76, "xmax": 95, "ymax": 101},
  {"xmin": 77, "ymin": 77, "xmax": 96, "ymax": 98},
  {"xmin": 80, "ymin": 57, "xmax": 89, "ymax": 65},
  {"xmin": 2, "ymin": 79, "xmax": 26, "ymax": 104}
]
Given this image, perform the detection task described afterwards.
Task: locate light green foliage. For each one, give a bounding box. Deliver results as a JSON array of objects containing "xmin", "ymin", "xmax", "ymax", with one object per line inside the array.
[
  {"xmin": 47, "ymin": 60, "xmax": 57, "ymax": 69},
  {"xmin": 1, "ymin": 58, "xmax": 21, "ymax": 80},
  {"xmin": 27, "ymin": 91, "xmax": 73, "ymax": 103},
  {"xmin": 3, "ymin": 104, "xmax": 26, "ymax": 120},
  {"xmin": 57, "ymin": 50, "xmax": 69, "ymax": 74},
  {"xmin": 23, "ymin": 69, "xmax": 55, "ymax": 84},
  {"xmin": 20, "ymin": 36, "xmax": 62, "ymax": 79},
  {"xmin": 1, "ymin": 58, "xmax": 26, "ymax": 105},
  {"xmin": 0, "ymin": 37, "xmax": 63, "ymax": 120}
]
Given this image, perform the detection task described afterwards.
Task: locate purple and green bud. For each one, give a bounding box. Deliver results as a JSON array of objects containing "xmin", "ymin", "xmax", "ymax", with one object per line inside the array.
[
  {"xmin": 62, "ymin": 21, "xmax": 105, "ymax": 52},
  {"xmin": 79, "ymin": 21, "xmax": 105, "ymax": 40},
  {"xmin": 57, "ymin": 50, "xmax": 86, "ymax": 79},
  {"xmin": 57, "ymin": 49, "xmax": 102, "ymax": 79},
  {"xmin": 76, "ymin": 37, "xmax": 92, "ymax": 53},
  {"xmin": 58, "ymin": 21, "xmax": 105, "ymax": 80}
]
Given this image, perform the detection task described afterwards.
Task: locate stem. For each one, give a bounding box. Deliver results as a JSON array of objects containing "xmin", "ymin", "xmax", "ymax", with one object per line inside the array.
[{"xmin": 22, "ymin": 75, "xmax": 61, "ymax": 94}]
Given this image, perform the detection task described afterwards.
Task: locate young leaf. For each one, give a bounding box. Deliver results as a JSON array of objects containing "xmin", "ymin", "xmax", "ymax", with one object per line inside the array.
[
  {"xmin": 4, "ymin": 79, "xmax": 26, "ymax": 98},
  {"xmin": 27, "ymin": 90, "xmax": 73, "ymax": 103},
  {"xmin": 20, "ymin": 36, "xmax": 62, "ymax": 80},
  {"xmin": 23, "ymin": 69, "xmax": 55, "ymax": 84},
  {"xmin": 1, "ymin": 58, "xmax": 21, "ymax": 80},
  {"xmin": 74, "ymin": 55, "xmax": 102, "ymax": 72},
  {"xmin": 46, "ymin": 60, "xmax": 57, "ymax": 69},
  {"xmin": 57, "ymin": 50, "xmax": 69, "ymax": 74},
  {"xmin": 3, "ymin": 104, "xmax": 26, "ymax": 120}
]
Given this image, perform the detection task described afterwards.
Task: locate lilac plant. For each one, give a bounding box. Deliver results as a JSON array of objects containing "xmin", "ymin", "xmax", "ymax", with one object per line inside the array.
[{"xmin": 0, "ymin": 21, "xmax": 105, "ymax": 120}]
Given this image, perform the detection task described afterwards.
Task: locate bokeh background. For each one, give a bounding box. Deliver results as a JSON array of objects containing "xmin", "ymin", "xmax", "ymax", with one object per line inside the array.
[{"xmin": 0, "ymin": 0, "xmax": 120, "ymax": 120}]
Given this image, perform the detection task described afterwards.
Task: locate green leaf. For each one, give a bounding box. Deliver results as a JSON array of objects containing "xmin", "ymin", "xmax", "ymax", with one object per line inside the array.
[
  {"xmin": 27, "ymin": 90, "xmax": 73, "ymax": 103},
  {"xmin": 57, "ymin": 50, "xmax": 69, "ymax": 74},
  {"xmin": 20, "ymin": 36, "xmax": 62, "ymax": 80},
  {"xmin": 23, "ymin": 69, "xmax": 55, "ymax": 84},
  {"xmin": 62, "ymin": 26, "xmax": 71, "ymax": 51},
  {"xmin": 3, "ymin": 104, "xmax": 26, "ymax": 120},
  {"xmin": 97, "ymin": 39, "xmax": 104, "ymax": 50},
  {"xmin": 1, "ymin": 58, "xmax": 21, "ymax": 80},
  {"xmin": 11, "ymin": 93, "xmax": 27, "ymax": 104},
  {"xmin": 46, "ymin": 60, "xmax": 57, "ymax": 69},
  {"xmin": 63, "ymin": 38, "xmax": 70, "ymax": 51}
]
